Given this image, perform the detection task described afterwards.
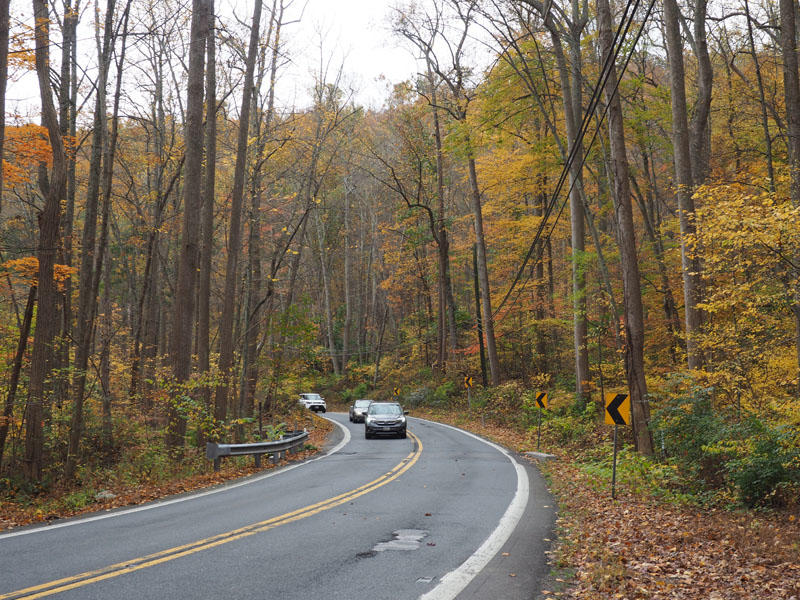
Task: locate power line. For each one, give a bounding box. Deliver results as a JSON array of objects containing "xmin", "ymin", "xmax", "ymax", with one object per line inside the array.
[{"xmin": 492, "ymin": 0, "xmax": 656, "ymax": 319}]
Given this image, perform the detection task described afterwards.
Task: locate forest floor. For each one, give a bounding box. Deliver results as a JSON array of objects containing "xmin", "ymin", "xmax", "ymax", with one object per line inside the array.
[
  {"xmin": 0, "ymin": 414, "xmax": 333, "ymax": 531},
  {"xmin": 411, "ymin": 408, "xmax": 800, "ymax": 600}
]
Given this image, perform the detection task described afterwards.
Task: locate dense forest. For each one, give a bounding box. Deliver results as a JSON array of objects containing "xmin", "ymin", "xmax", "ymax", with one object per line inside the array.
[{"xmin": 0, "ymin": 0, "xmax": 798, "ymax": 507}]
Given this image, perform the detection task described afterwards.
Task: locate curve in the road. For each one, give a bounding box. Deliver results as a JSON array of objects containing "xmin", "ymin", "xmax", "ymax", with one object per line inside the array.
[
  {"xmin": 0, "ymin": 431, "xmax": 420, "ymax": 600},
  {"xmin": 418, "ymin": 420, "xmax": 529, "ymax": 600},
  {"xmin": 0, "ymin": 418, "xmax": 352, "ymax": 542}
]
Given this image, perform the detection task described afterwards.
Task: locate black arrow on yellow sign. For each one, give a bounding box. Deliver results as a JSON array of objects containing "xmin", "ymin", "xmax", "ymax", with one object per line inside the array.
[
  {"xmin": 605, "ymin": 393, "xmax": 630, "ymax": 425},
  {"xmin": 535, "ymin": 392, "xmax": 547, "ymax": 409}
]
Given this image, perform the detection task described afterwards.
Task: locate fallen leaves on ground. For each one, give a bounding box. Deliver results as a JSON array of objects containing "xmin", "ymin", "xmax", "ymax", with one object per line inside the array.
[
  {"xmin": 0, "ymin": 417, "xmax": 332, "ymax": 531},
  {"xmin": 542, "ymin": 461, "xmax": 800, "ymax": 599}
]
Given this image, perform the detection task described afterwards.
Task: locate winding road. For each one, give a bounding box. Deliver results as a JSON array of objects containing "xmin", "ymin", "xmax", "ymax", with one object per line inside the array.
[{"xmin": 0, "ymin": 414, "xmax": 556, "ymax": 599}]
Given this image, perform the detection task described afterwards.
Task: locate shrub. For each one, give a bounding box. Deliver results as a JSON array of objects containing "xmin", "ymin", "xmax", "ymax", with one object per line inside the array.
[
  {"xmin": 652, "ymin": 387, "xmax": 800, "ymax": 507},
  {"xmin": 651, "ymin": 387, "xmax": 730, "ymax": 488},
  {"xmin": 432, "ymin": 381, "xmax": 455, "ymax": 405},
  {"xmin": 723, "ymin": 421, "xmax": 800, "ymax": 507},
  {"xmin": 542, "ymin": 401, "xmax": 598, "ymax": 445}
]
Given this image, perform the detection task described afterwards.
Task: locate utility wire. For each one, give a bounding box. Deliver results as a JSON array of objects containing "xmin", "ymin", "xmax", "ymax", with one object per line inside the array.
[
  {"xmin": 492, "ymin": 0, "xmax": 641, "ymax": 318},
  {"xmin": 492, "ymin": 0, "xmax": 656, "ymax": 319}
]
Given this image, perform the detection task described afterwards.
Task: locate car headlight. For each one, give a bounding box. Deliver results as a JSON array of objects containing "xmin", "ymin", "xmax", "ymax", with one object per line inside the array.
[{"xmin": 399, "ymin": 416, "xmax": 406, "ymax": 424}]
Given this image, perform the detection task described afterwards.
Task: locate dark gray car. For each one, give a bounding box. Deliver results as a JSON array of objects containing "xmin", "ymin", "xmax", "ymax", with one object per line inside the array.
[
  {"xmin": 349, "ymin": 399, "xmax": 372, "ymax": 423},
  {"xmin": 364, "ymin": 402, "xmax": 407, "ymax": 439}
]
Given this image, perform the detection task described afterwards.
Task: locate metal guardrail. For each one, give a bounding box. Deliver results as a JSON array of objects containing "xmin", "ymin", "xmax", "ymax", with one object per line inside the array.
[{"xmin": 205, "ymin": 430, "xmax": 309, "ymax": 471}]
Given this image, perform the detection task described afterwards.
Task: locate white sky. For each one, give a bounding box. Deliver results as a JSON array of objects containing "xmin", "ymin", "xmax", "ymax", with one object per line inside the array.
[
  {"xmin": 6, "ymin": 0, "xmax": 425, "ymax": 118},
  {"xmin": 279, "ymin": 0, "xmax": 421, "ymax": 108}
]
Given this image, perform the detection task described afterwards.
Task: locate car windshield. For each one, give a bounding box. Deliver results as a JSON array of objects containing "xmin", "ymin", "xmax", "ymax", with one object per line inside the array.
[
  {"xmin": 354, "ymin": 400, "xmax": 372, "ymax": 408},
  {"xmin": 368, "ymin": 403, "xmax": 402, "ymax": 416},
  {"xmin": 301, "ymin": 394, "xmax": 322, "ymax": 401}
]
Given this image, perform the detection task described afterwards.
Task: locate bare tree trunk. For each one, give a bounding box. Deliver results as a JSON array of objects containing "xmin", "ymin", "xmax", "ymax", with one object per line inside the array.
[
  {"xmin": 744, "ymin": 0, "xmax": 775, "ymax": 191},
  {"xmin": 0, "ymin": 0, "xmax": 9, "ymax": 214},
  {"xmin": 100, "ymin": 243, "xmax": 112, "ymax": 457},
  {"xmin": 56, "ymin": 0, "xmax": 79, "ymax": 417},
  {"xmin": 567, "ymin": 1, "xmax": 591, "ymax": 402},
  {"xmin": 779, "ymin": 0, "xmax": 800, "ymax": 394},
  {"xmin": 26, "ymin": 0, "xmax": 68, "ymax": 480},
  {"xmin": 97, "ymin": 1, "xmax": 129, "ymax": 458},
  {"xmin": 630, "ymin": 165, "xmax": 682, "ymax": 361},
  {"xmin": 467, "ymin": 146, "xmax": 500, "ymax": 385},
  {"xmin": 214, "ymin": 0, "xmax": 262, "ymax": 421},
  {"xmin": 0, "ymin": 286, "xmax": 36, "ymax": 469},
  {"xmin": 315, "ymin": 209, "xmax": 341, "ymax": 375},
  {"xmin": 597, "ymin": 0, "xmax": 652, "ymax": 455},
  {"xmin": 342, "ymin": 180, "xmax": 352, "ymax": 373},
  {"xmin": 240, "ymin": 0, "xmax": 282, "ymax": 416},
  {"xmin": 66, "ymin": 0, "xmax": 117, "ymax": 480},
  {"xmin": 168, "ymin": 0, "xmax": 209, "ymax": 449},
  {"xmin": 198, "ymin": 0, "xmax": 216, "ymax": 418},
  {"xmin": 664, "ymin": 0, "xmax": 704, "ymax": 370},
  {"xmin": 690, "ymin": 0, "xmax": 713, "ymax": 186},
  {"xmin": 428, "ymin": 66, "xmax": 458, "ymax": 356}
]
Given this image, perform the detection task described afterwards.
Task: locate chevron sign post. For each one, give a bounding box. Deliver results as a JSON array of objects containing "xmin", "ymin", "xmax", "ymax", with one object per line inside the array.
[
  {"xmin": 605, "ymin": 392, "xmax": 630, "ymax": 499},
  {"xmin": 534, "ymin": 392, "xmax": 548, "ymax": 451}
]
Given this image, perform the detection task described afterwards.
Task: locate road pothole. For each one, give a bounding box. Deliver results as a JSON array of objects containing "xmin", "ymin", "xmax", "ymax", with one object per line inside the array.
[{"xmin": 372, "ymin": 529, "xmax": 429, "ymax": 552}]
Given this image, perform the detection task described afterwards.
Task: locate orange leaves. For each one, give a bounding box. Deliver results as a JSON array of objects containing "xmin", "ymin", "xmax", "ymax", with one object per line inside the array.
[
  {"xmin": 3, "ymin": 124, "xmax": 53, "ymax": 187},
  {"xmin": 0, "ymin": 256, "xmax": 76, "ymax": 287}
]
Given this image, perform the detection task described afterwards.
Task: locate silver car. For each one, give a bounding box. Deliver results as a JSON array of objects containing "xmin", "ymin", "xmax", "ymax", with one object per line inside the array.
[
  {"xmin": 364, "ymin": 402, "xmax": 407, "ymax": 439},
  {"xmin": 349, "ymin": 399, "xmax": 372, "ymax": 423}
]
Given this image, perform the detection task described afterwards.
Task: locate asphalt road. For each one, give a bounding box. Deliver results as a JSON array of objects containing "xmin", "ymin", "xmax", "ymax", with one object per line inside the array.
[{"xmin": 0, "ymin": 413, "xmax": 555, "ymax": 600}]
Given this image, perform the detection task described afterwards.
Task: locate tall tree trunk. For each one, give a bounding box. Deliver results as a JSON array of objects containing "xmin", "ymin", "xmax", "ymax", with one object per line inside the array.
[
  {"xmin": 596, "ymin": 0, "xmax": 653, "ymax": 455},
  {"xmin": 213, "ymin": 0, "xmax": 263, "ymax": 421},
  {"xmin": 168, "ymin": 0, "xmax": 209, "ymax": 449},
  {"xmin": 341, "ymin": 180, "xmax": 352, "ymax": 373},
  {"xmin": 26, "ymin": 0, "xmax": 68, "ymax": 480},
  {"xmin": 100, "ymin": 243, "xmax": 112, "ymax": 457},
  {"xmin": 0, "ymin": 286, "xmax": 36, "ymax": 469},
  {"xmin": 630, "ymin": 165, "xmax": 682, "ymax": 362},
  {"xmin": 664, "ymin": 0, "xmax": 705, "ymax": 369},
  {"xmin": 0, "ymin": 0, "xmax": 9, "ymax": 214},
  {"xmin": 428, "ymin": 64, "xmax": 458, "ymax": 357},
  {"xmin": 466, "ymin": 143, "xmax": 500, "ymax": 386},
  {"xmin": 66, "ymin": 0, "xmax": 116, "ymax": 480},
  {"xmin": 690, "ymin": 0, "xmax": 713, "ymax": 186},
  {"xmin": 315, "ymin": 209, "xmax": 341, "ymax": 375},
  {"xmin": 56, "ymin": 0, "xmax": 78, "ymax": 423},
  {"xmin": 568, "ymin": 4, "xmax": 591, "ymax": 402},
  {"xmin": 198, "ymin": 0, "xmax": 216, "ymax": 419},
  {"xmin": 96, "ymin": 0, "xmax": 129, "ymax": 459},
  {"xmin": 779, "ymin": 0, "xmax": 800, "ymax": 394},
  {"xmin": 744, "ymin": 0, "xmax": 775, "ymax": 191}
]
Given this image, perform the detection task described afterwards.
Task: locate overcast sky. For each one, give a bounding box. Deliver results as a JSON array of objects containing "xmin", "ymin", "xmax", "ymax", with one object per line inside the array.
[
  {"xmin": 280, "ymin": 0, "xmax": 421, "ymax": 107},
  {"xmin": 6, "ymin": 0, "xmax": 424, "ymax": 118}
]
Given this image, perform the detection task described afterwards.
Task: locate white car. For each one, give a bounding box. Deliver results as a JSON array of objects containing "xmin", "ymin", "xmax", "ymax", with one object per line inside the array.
[{"xmin": 298, "ymin": 393, "xmax": 327, "ymax": 413}]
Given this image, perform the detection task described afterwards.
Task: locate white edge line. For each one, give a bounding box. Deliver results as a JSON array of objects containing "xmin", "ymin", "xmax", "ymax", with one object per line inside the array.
[
  {"xmin": 0, "ymin": 415, "xmax": 351, "ymax": 540},
  {"xmin": 416, "ymin": 418, "xmax": 530, "ymax": 600}
]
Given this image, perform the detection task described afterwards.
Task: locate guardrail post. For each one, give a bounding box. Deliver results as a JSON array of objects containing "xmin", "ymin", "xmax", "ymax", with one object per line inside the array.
[
  {"xmin": 254, "ymin": 454, "xmax": 261, "ymax": 468},
  {"xmin": 213, "ymin": 457, "xmax": 220, "ymax": 472}
]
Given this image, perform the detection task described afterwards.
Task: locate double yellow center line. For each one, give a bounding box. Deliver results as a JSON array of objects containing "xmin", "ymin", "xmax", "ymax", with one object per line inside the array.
[{"xmin": 2, "ymin": 433, "xmax": 422, "ymax": 600}]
